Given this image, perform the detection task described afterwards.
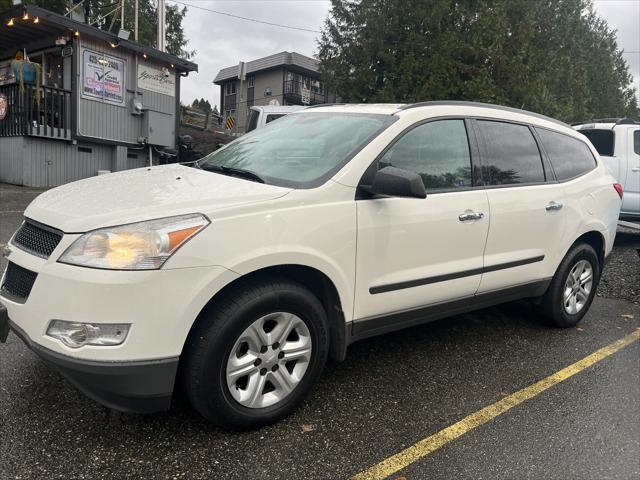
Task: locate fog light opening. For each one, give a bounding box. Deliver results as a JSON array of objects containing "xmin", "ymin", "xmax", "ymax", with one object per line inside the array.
[{"xmin": 46, "ymin": 320, "xmax": 130, "ymax": 348}]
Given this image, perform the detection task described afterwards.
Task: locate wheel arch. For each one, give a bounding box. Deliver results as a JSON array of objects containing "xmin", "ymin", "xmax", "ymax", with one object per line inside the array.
[
  {"xmin": 571, "ymin": 230, "xmax": 606, "ymax": 270},
  {"xmin": 182, "ymin": 264, "xmax": 349, "ymax": 364}
]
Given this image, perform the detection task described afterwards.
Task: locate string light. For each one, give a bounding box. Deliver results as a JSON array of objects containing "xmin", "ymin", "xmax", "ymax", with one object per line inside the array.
[
  {"xmin": 33, "ymin": 17, "xmax": 39, "ymax": 24},
  {"xmin": 22, "ymin": 12, "xmax": 29, "ymax": 20},
  {"xmin": 7, "ymin": 18, "xmax": 14, "ymax": 26},
  {"xmin": 74, "ymin": 30, "xmax": 80, "ymax": 37}
]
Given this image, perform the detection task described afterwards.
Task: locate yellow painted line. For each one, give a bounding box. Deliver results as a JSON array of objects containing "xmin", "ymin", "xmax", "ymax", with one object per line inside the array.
[{"xmin": 353, "ymin": 329, "xmax": 640, "ymax": 480}]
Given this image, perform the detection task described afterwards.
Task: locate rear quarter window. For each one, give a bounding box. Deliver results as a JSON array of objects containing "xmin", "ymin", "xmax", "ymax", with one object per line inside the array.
[
  {"xmin": 536, "ymin": 128, "xmax": 597, "ymax": 181},
  {"xmin": 634, "ymin": 130, "xmax": 640, "ymax": 155},
  {"xmin": 577, "ymin": 129, "xmax": 614, "ymax": 156}
]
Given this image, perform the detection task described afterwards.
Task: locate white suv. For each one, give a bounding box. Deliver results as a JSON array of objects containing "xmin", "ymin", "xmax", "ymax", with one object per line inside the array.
[
  {"xmin": 0, "ymin": 102, "xmax": 622, "ymax": 429},
  {"xmin": 573, "ymin": 118, "xmax": 639, "ymax": 219}
]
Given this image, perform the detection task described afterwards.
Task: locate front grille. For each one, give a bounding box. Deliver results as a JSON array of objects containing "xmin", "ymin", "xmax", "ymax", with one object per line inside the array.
[
  {"xmin": 12, "ymin": 219, "xmax": 63, "ymax": 259},
  {"xmin": 1, "ymin": 262, "xmax": 38, "ymax": 303}
]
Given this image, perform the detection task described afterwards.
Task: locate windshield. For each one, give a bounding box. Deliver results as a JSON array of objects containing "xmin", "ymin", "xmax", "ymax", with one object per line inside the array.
[{"xmin": 198, "ymin": 112, "xmax": 395, "ymax": 188}]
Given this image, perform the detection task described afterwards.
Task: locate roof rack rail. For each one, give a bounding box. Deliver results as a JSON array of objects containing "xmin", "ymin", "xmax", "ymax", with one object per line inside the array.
[
  {"xmin": 398, "ymin": 100, "xmax": 569, "ymax": 127},
  {"xmin": 303, "ymin": 103, "xmax": 347, "ymax": 110},
  {"xmin": 571, "ymin": 118, "xmax": 639, "ymax": 126}
]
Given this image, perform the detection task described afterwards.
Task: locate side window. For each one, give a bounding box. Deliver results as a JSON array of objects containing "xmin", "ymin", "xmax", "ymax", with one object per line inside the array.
[
  {"xmin": 379, "ymin": 119, "xmax": 473, "ymax": 191},
  {"xmin": 476, "ymin": 120, "xmax": 545, "ymax": 185},
  {"xmin": 536, "ymin": 128, "xmax": 597, "ymax": 181},
  {"xmin": 266, "ymin": 114, "xmax": 286, "ymax": 124},
  {"xmin": 634, "ymin": 130, "xmax": 640, "ymax": 155}
]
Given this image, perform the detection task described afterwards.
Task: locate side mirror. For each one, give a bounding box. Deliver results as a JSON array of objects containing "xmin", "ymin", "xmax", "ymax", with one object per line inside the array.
[{"xmin": 367, "ymin": 166, "xmax": 426, "ymax": 199}]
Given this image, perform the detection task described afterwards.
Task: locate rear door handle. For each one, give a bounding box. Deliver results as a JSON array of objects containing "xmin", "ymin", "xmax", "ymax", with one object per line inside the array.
[
  {"xmin": 632, "ymin": 167, "xmax": 640, "ymax": 172},
  {"xmin": 459, "ymin": 211, "xmax": 484, "ymax": 221},
  {"xmin": 545, "ymin": 201, "xmax": 563, "ymax": 211}
]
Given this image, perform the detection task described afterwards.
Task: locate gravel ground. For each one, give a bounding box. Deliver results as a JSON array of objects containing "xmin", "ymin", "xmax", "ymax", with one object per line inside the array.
[{"xmin": 598, "ymin": 226, "xmax": 640, "ymax": 305}]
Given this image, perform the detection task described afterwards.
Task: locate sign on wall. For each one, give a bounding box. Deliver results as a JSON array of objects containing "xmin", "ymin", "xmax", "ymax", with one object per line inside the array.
[
  {"xmin": 81, "ymin": 49, "xmax": 125, "ymax": 106},
  {"xmin": 137, "ymin": 64, "xmax": 175, "ymax": 97}
]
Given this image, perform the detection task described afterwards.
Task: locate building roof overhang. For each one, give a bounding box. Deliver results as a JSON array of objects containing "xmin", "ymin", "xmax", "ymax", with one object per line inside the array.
[{"xmin": 0, "ymin": 4, "xmax": 197, "ymax": 72}]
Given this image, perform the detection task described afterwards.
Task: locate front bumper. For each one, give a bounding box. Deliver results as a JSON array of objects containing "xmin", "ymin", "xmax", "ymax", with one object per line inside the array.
[{"xmin": 8, "ymin": 316, "xmax": 178, "ymax": 413}]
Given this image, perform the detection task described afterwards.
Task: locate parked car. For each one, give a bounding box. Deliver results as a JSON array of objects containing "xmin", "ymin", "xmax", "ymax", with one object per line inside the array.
[
  {"xmin": 246, "ymin": 105, "xmax": 307, "ymax": 132},
  {"xmin": 573, "ymin": 118, "xmax": 639, "ymax": 219},
  {"xmin": 0, "ymin": 101, "xmax": 622, "ymax": 429}
]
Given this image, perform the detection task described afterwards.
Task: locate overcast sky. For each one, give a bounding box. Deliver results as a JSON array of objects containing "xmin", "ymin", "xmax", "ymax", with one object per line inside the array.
[{"xmin": 177, "ymin": 0, "xmax": 640, "ymax": 109}]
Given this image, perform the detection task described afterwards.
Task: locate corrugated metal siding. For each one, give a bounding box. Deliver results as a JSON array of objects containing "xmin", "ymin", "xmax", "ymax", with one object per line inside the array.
[
  {"xmin": 77, "ymin": 37, "xmax": 176, "ymax": 148},
  {"xmin": 0, "ymin": 137, "xmax": 25, "ymax": 185},
  {"xmin": 0, "ymin": 137, "xmax": 152, "ymax": 187},
  {"xmin": 22, "ymin": 138, "xmax": 113, "ymax": 187}
]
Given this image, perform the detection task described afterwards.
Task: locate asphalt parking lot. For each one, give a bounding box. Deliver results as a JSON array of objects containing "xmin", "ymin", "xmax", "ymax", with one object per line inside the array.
[{"xmin": 1, "ymin": 183, "xmax": 639, "ymax": 480}]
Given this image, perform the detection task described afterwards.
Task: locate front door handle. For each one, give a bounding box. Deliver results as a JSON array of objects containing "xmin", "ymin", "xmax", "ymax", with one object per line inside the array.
[
  {"xmin": 459, "ymin": 211, "xmax": 484, "ymax": 221},
  {"xmin": 546, "ymin": 201, "xmax": 564, "ymax": 211},
  {"xmin": 632, "ymin": 167, "xmax": 640, "ymax": 172}
]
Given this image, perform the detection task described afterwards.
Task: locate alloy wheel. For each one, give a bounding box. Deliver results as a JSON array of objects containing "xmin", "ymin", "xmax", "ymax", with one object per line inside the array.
[
  {"xmin": 563, "ymin": 259, "xmax": 593, "ymax": 315},
  {"xmin": 225, "ymin": 312, "xmax": 312, "ymax": 408}
]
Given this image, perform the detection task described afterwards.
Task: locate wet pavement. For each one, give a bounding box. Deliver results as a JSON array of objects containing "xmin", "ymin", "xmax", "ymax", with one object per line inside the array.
[{"xmin": 1, "ymin": 184, "xmax": 639, "ymax": 479}]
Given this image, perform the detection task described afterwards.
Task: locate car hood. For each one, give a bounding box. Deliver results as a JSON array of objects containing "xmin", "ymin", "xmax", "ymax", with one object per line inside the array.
[{"xmin": 25, "ymin": 164, "xmax": 291, "ymax": 232}]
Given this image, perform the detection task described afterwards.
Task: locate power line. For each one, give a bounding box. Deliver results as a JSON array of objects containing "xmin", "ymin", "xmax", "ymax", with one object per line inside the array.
[{"xmin": 168, "ymin": 0, "xmax": 322, "ymax": 33}]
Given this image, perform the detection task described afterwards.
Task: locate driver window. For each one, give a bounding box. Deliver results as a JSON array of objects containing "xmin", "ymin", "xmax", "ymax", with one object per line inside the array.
[{"xmin": 379, "ymin": 119, "xmax": 473, "ymax": 191}]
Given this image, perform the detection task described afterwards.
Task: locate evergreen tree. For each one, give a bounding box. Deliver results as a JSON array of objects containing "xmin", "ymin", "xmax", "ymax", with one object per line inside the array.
[{"xmin": 318, "ymin": 0, "xmax": 638, "ymax": 122}]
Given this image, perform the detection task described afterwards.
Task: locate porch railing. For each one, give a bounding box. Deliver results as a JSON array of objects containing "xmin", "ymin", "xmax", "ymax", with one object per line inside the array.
[
  {"xmin": 0, "ymin": 84, "xmax": 71, "ymax": 139},
  {"xmin": 283, "ymin": 80, "xmax": 327, "ymax": 105}
]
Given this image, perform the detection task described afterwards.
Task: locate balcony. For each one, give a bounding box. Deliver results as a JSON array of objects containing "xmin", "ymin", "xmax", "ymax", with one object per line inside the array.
[
  {"xmin": 0, "ymin": 84, "xmax": 71, "ymax": 140},
  {"xmin": 283, "ymin": 80, "xmax": 327, "ymax": 106}
]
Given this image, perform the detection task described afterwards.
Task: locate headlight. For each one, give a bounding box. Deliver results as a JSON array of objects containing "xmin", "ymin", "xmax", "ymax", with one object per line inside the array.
[
  {"xmin": 58, "ymin": 214, "xmax": 209, "ymax": 270},
  {"xmin": 47, "ymin": 320, "xmax": 130, "ymax": 348}
]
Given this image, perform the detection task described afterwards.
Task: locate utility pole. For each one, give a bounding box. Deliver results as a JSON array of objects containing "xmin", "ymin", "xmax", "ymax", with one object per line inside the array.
[
  {"xmin": 134, "ymin": 0, "xmax": 139, "ymax": 41},
  {"xmin": 120, "ymin": 0, "xmax": 124, "ymax": 29},
  {"xmin": 157, "ymin": 0, "xmax": 165, "ymax": 51},
  {"xmin": 236, "ymin": 61, "xmax": 246, "ymax": 136}
]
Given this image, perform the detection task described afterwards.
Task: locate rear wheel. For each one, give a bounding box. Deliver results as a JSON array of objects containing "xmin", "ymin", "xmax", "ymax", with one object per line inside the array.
[
  {"xmin": 182, "ymin": 277, "xmax": 329, "ymax": 429},
  {"xmin": 540, "ymin": 243, "xmax": 600, "ymax": 327}
]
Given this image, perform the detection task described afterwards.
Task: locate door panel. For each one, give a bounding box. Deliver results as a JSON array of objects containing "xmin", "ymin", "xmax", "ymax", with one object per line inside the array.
[
  {"xmin": 479, "ymin": 183, "xmax": 566, "ymax": 293},
  {"xmin": 354, "ymin": 191, "xmax": 490, "ymax": 320},
  {"xmin": 474, "ymin": 120, "xmax": 566, "ymax": 292}
]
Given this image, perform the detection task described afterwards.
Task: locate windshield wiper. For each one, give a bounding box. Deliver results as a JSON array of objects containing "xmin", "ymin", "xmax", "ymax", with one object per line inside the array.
[{"xmin": 199, "ymin": 164, "xmax": 265, "ymax": 183}]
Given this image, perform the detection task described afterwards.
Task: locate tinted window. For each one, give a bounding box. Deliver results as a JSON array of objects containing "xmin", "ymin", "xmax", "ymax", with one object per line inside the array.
[
  {"xmin": 577, "ymin": 129, "xmax": 614, "ymax": 156},
  {"xmin": 379, "ymin": 119, "xmax": 472, "ymax": 191},
  {"xmin": 477, "ymin": 121, "xmax": 545, "ymax": 185},
  {"xmin": 634, "ymin": 130, "xmax": 640, "ymax": 155},
  {"xmin": 536, "ymin": 128, "xmax": 597, "ymax": 181},
  {"xmin": 266, "ymin": 114, "xmax": 286, "ymax": 124},
  {"xmin": 246, "ymin": 110, "xmax": 259, "ymax": 132}
]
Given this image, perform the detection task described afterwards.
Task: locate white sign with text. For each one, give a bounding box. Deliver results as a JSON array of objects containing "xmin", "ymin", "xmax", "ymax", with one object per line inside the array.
[
  {"xmin": 137, "ymin": 64, "xmax": 175, "ymax": 97},
  {"xmin": 82, "ymin": 49, "xmax": 125, "ymax": 106}
]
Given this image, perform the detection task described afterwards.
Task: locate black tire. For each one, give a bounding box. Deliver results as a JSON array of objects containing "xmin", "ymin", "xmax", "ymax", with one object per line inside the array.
[
  {"xmin": 540, "ymin": 242, "xmax": 600, "ymax": 328},
  {"xmin": 182, "ymin": 276, "xmax": 329, "ymax": 429}
]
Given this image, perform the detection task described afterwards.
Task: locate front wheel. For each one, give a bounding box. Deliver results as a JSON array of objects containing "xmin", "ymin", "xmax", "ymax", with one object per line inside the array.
[
  {"xmin": 182, "ymin": 277, "xmax": 329, "ymax": 429},
  {"xmin": 540, "ymin": 243, "xmax": 600, "ymax": 327}
]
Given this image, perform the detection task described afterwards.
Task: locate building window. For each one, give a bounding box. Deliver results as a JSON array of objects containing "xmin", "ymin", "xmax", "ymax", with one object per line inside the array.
[
  {"xmin": 247, "ymin": 76, "xmax": 255, "ymax": 88},
  {"xmin": 225, "ymin": 81, "xmax": 236, "ymax": 95},
  {"xmin": 225, "ymin": 109, "xmax": 236, "ymax": 119}
]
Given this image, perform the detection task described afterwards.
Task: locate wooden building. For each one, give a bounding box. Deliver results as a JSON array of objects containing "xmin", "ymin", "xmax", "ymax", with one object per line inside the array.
[{"xmin": 0, "ymin": 4, "xmax": 197, "ymax": 187}]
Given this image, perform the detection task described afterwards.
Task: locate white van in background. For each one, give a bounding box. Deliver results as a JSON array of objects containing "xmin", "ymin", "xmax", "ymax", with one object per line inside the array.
[
  {"xmin": 574, "ymin": 118, "xmax": 639, "ymax": 219},
  {"xmin": 246, "ymin": 105, "xmax": 307, "ymax": 132}
]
